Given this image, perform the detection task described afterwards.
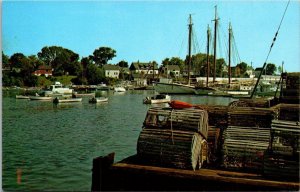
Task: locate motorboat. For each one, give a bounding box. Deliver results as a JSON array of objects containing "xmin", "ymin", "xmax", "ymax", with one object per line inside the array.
[
  {"xmin": 89, "ymin": 97, "xmax": 108, "ymax": 103},
  {"xmin": 114, "ymin": 86, "xmax": 126, "ymax": 92},
  {"xmin": 44, "ymin": 81, "xmax": 73, "ymax": 95},
  {"xmin": 143, "ymin": 94, "xmax": 171, "ymax": 104}
]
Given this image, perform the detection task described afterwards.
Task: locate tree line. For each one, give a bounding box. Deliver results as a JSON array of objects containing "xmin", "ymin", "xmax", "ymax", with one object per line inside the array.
[{"xmin": 2, "ymin": 45, "xmax": 279, "ymax": 87}]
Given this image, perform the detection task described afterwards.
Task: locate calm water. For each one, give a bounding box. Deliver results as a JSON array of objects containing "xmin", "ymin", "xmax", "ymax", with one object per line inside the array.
[{"xmin": 2, "ymin": 90, "xmax": 235, "ymax": 191}]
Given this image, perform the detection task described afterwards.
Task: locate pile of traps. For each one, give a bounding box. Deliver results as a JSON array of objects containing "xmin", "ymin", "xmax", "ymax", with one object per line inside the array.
[
  {"xmin": 263, "ymin": 119, "xmax": 300, "ymax": 180},
  {"xmin": 137, "ymin": 107, "xmax": 208, "ymax": 170}
]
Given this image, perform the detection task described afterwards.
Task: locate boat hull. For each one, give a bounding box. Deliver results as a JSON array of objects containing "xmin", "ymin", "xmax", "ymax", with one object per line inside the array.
[
  {"xmin": 114, "ymin": 87, "xmax": 126, "ymax": 92},
  {"xmin": 89, "ymin": 97, "xmax": 108, "ymax": 103},
  {"xmin": 154, "ymin": 83, "xmax": 195, "ymax": 94},
  {"xmin": 16, "ymin": 95, "xmax": 30, "ymax": 99},
  {"xmin": 29, "ymin": 96, "xmax": 53, "ymax": 101},
  {"xmin": 53, "ymin": 98, "xmax": 82, "ymax": 103}
]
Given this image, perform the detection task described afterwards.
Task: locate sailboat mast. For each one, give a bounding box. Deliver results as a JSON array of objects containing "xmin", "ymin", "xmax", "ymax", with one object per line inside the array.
[
  {"xmin": 213, "ymin": 6, "xmax": 219, "ymax": 83},
  {"xmin": 206, "ymin": 25, "xmax": 210, "ymax": 87},
  {"xmin": 228, "ymin": 22, "xmax": 232, "ymax": 86},
  {"xmin": 187, "ymin": 14, "xmax": 193, "ymax": 85}
]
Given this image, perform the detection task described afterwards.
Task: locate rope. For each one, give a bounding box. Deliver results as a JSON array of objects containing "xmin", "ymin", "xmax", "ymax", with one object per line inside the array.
[
  {"xmin": 170, "ymin": 109, "xmax": 175, "ymax": 144},
  {"xmin": 251, "ymin": 0, "xmax": 290, "ymax": 98}
]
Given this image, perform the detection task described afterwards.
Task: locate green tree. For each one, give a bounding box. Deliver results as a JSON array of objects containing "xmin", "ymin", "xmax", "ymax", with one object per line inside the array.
[
  {"xmin": 38, "ymin": 46, "xmax": 80, "ymax": 76},
  {"xmin": 2, "ymin": 51, "xmax": 10, "ymax": 69},
  {"xmin": 266, "ymin": 63, "xmax": 277, "ymax": 75},
  {"xmin": 235, "ymin": 62, "xmax": 248, "ymax": 77},
  {"xmin": 91, "ymin": 47, "xmax": 116, "ymax": 67},
  {"xmin": 86, "ymin": 63, "xmax": 105, "ymax": 84},
  {"xmin": 117, "ymin": 60, "xmax": 128, "ymax": 68},
  {"xmin": 9, "ymin": 53, "xmax": 26, "ymax": 69}
]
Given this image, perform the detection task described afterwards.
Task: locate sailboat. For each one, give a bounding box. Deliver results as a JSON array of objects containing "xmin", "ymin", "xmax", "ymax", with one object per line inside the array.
[{"xmin": 154, "ymin": 15, "xmax": 197, "ymax": 94}]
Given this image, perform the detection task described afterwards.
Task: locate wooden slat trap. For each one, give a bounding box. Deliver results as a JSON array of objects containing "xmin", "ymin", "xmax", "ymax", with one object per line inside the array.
[
  {"xmin": 264, "ymin": 119, "xmax": 300, "ymax": 180},
  {"xmin": 137, "ymin": 129, "xmax": 207, "ymax": 170},
  {"xmin": 228, "ymin": 107, "xmax": 277, "ymax": 128},
  {"xmin": 222, "ymin": 126, "xmax": 270, "ymax": 172},
  {"xmin": 143, "ymin": 107, "xmax": 208, "ymax": 139},
  {"xmin": 137, "ymin": 107, "xmax": 209, "ymax": 170}
]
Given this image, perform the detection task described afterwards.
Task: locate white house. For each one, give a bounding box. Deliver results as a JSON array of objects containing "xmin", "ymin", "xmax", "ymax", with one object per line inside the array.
[{"xmin": 103, "ymin": 64, "xmax": 120, "ymax": 79}]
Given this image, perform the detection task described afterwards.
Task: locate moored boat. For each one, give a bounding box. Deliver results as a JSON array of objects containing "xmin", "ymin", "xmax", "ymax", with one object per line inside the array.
[
  {"xmin": 53, "ymin": 97, "xmax": 82, "ymax": 103},
  {"xmin": 44, "ymin": 81, "xmax": 73, "ymax": 95},
  {"xmin": 29, "ymin": 94, "xmax": 53, "ymax": 101},
  {"xmin": 89, "ymin": 97, "xmax": 108, "ymax": 103},
  {"xmin": 114, "ymin": 86, "xmax": 126, "ymax": 92},
  {"xmin": 16, "ymin": 95, "xmax": 30, "ymax": 99},
  {"xmin": 143, "ymin": 94, "xmax": 171, "ymax": 104}
]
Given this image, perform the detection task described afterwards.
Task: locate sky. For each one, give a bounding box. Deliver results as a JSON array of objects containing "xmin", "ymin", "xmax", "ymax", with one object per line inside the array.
[{"xmin": 2, "ymin": 0, "xmax": 300, "ymax": 72}]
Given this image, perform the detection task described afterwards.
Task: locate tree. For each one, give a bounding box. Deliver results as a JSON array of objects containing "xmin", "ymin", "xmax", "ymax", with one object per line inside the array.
[
  {"xmin": 235, "ymin": 62, "xmax": 248, "ymax": 77},
  {"xmin": 91, "ymin": 47, "xmax": 116, "ymax": 67},
  {"xmin": 86, "ymin": 63, "xmax": 105, "ymax": 84},
  {"xmin": 2, "ymin": 51, "xmax": 10, "ymax": 69},
  {"xmin": 117, "ymin": 60, "xmax": 128, "ymax": 68},
  {"xmin": 38, "ymin": 46, "xmax": 80, "ymax": 76},
  {"xmin": 9, "ymin": 53, "xmax": 26, "ymax": 69},
  {"xmin": 266, "ymin": 63, "xmax": 277, "ymax": 75}
]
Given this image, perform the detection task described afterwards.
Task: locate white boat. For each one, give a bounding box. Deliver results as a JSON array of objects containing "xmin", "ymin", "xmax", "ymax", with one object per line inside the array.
[
  {"xmin": 16, "ymin": 95, "xmax": 30, "ymax": 99},
  {"xmin": 53, "ymin": 97, "xmax": 82, "ymax": 103},
  {"xmin": 29, "ymin": 93, "xmax": 53, "ymax": 101},
  {"xmin": 89, "ymin": 97, "xmax": 108, "ymax": 103},
  {"xmin": 143, "ymin": 94, "xmax": 171, "ymax": 104},
  {"xmin": 44, "ymin": 81, "xmax": 73, "ymax": 95},
  {"xmin": 114, "ymin": 86, "xmax": 126, "ymax": 92},
  {"xmin": 97, "ymin": 83, "xmax": 110, "ymax": 90}
]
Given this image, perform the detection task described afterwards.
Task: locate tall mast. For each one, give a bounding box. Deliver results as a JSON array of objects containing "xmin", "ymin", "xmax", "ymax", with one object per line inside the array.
[
  {"xmin": 206, "ymin": 25, "xmax": 211, "ymax": 87},
  {"xmin": 213, "ymin": 5, "xmax": 219, "ymax": 83},
  {"xmin": 187, "ymin": 14, "xmax": 193, "ymax": 85},
  {"xmin": 228, "ymin": 22, "xmax": 232, "ymax": 86}
]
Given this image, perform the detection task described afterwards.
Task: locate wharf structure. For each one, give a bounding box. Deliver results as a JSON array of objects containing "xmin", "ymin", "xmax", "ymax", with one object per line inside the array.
[{"xmin": 91, "ymin": 72, "xmax": 300, "ymax": 191}]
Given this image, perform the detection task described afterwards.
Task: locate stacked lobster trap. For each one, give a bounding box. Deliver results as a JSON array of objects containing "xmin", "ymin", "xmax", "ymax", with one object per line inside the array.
[
  {"xmin": 137, "ymin": 107, "xmax": 209, "ymax": 170},
  {"xmin": 221, "ymin": 107, "xmax": 278, "ymax": 172}
]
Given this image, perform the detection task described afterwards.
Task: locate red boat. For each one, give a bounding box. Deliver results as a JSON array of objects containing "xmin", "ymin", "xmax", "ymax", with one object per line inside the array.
[{"xmin": 168, "ymin": 100, "xmax": 193, "ymax": 109}]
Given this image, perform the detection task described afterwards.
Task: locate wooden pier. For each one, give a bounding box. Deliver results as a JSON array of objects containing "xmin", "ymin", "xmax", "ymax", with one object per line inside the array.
[{"xmin": 91, "ymin": 154, "xmax": 299, "ymax": 191}]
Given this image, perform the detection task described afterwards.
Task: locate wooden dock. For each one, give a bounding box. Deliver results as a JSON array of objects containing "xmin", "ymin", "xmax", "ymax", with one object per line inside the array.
[{"xmin": 91, "ymin": 154, "xmax": 299, "ymax": 191}]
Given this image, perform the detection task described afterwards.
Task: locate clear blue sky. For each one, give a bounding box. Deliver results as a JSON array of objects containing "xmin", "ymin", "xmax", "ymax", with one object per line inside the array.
[{"xmin": 2, "ymin": 1, "xmax": 300, "ymax": 72}]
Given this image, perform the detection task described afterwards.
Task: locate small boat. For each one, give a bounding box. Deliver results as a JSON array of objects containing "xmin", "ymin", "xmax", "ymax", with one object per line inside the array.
[
  {"xmin": 143, "ymin": 94, "xmax": 171, "ymax": 104},
  {"xmin": 89, "ymin": 97, "xmax": 108, "ymax": 103},
  {"xmin": 114, "ymin": 86, "xmax": 126, "ymax": 92},
  {"xmin": 29, "ymin": 93, "xmax": 53, "ymax": 101},
  {"xmin": 168, "ymin": 100, "xmax": 193, "ymax": 109},
  {"xmin": 53, "ymin": 97, "xmax": 82, "ymax": 103},
  {"xmin": 44, "ymin": 81, "xmax": 73, "ymax": 95},
  {"xmin": 16, "ymin": 95, "xmax": 30, "ymax": 99}
]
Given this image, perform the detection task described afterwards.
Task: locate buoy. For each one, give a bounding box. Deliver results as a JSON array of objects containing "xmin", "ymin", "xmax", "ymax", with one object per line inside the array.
[{"xmin": 168, "ymin": 100, "xmax": 193, "ymax": 109}]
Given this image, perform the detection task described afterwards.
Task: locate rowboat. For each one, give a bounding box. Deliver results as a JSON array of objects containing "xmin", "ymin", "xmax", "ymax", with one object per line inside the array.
[
  {"xmin": 168, "ymin": 100, "xmax": 194, "ymax": 109},
  {"xmin": 53, "ymin": 97, "xmax": 82, "ymax": 103},
  {"xmin": 16, "ymin": 95, "xmax": 30, "ymax": 99},
  {"xmin": 143, "ymin": 94, "xmax": 171, "ymax": 104},
  {"xmin": 89, "ymin": 97, "xmax": 108, "ymax": 103},
  {"xmin": 29, "ymin": 95, "xmax": 53, "ymax": 101}
]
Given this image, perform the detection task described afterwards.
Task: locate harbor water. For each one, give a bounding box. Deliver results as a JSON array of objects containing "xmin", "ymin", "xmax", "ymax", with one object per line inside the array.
[{"xmin": 2, "ymin": 90, "xmax": 236, "ymax": 191}]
